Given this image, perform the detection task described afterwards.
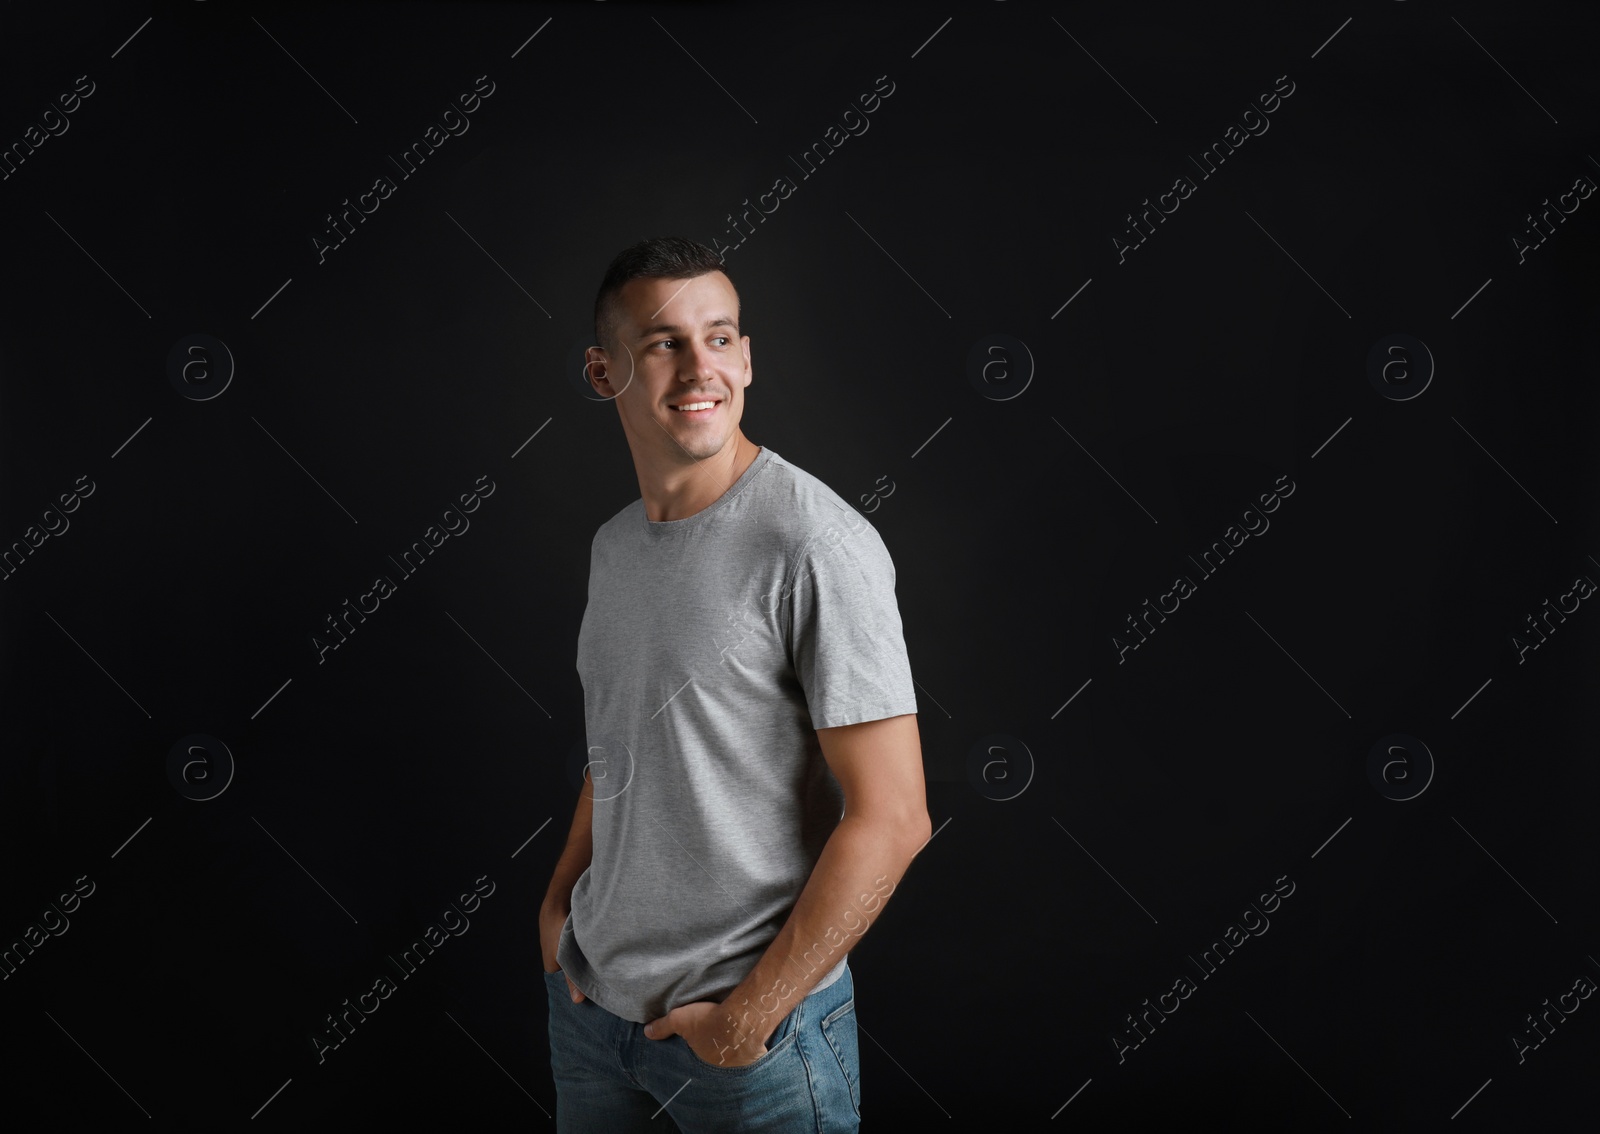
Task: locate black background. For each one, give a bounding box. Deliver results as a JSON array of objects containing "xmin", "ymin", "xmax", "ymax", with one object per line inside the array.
[{"xmin": 2, "ymin": 0, "xmax": 1597, "ymax": 1128}]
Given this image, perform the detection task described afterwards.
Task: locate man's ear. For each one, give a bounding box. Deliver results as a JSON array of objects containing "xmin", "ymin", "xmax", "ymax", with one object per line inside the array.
[
  {"xmin": 585, "ymin": 347, "xmax": 609, "ymax": 395},
  {"xmin": 590, "ymin": 340, "xmax": 635, "ymax": 399}
]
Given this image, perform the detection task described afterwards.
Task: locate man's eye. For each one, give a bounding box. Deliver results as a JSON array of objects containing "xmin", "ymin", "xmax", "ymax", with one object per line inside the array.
[{"xmin": 653, "ymin": 337, "xmax": 730, "ymax": 349}]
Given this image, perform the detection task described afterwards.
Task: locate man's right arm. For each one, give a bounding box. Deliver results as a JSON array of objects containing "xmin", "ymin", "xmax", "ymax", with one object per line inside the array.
[{"xmin": 540, "ymin": 772, "xmax": 593, "ymax": 997}]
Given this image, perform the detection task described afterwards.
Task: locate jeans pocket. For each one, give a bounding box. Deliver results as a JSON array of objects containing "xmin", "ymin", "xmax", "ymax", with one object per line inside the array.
[
  {"xmin": 543, "ymin": 968, "xmax": 572, "ymax": 1001},
  {"xmin": 681, "ymin": 1003, "xmax": 800, "ymax": 1075},
  {"xmin": 820, "ymin": 998, "xmax": 861, "ymax": 1115}
]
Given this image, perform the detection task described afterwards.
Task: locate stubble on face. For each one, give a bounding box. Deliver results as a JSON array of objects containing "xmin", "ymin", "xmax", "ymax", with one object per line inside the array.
[{"xmin": 620, "ymin": 274, "xmax": 748, "ymax": 467}]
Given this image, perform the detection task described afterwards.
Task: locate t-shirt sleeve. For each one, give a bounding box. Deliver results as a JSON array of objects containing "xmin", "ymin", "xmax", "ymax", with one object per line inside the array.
[{"xmin": 785, "ymin": 508, "xmax": 918, "ymax": 730}]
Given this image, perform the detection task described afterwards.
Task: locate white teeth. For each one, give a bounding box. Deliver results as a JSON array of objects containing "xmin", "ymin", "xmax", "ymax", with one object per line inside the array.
[{"xmin": 673, "ymin": 402, "xmax": 715, "ymax": 412}]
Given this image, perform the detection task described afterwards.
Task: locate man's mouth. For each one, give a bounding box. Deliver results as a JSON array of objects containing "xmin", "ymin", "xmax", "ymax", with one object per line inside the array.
[{"xmin": 668, "ymin": 398, "xmax": 721, "ymax": 419}]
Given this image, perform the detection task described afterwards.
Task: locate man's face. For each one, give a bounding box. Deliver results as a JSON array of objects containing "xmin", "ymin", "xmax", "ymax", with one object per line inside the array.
[{"xmin": 590, "ymin": 270, "xmax": 752, "ymax": 465}]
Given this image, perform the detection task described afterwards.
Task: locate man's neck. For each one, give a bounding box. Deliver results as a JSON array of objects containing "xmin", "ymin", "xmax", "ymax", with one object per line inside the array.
[{"xmin": 639, "ymin": 434, "xmax": 761, "ymax": 522}]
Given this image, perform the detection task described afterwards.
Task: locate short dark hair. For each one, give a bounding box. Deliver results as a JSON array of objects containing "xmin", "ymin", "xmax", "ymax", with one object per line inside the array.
[{"xmin": 592, "ymin": 237, "xmax": 735, "ymax": 352}]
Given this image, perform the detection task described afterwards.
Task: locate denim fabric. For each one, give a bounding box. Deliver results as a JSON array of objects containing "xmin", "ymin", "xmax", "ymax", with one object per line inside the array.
[{"xmin": 545, "ymin": 963, "xmax": 860, "ymax": 1133}]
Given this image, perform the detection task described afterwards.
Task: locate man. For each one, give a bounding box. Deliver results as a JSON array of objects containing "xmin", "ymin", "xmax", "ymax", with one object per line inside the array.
[{"xmin": 539, "ymin": 236, "xmax": 931, "ymax": 1132}]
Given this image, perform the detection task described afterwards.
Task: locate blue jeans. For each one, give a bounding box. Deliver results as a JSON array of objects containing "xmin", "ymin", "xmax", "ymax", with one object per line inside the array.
[{"xmin": 544, "ymin": 964, "xmax": 861, "ymax": 1133}]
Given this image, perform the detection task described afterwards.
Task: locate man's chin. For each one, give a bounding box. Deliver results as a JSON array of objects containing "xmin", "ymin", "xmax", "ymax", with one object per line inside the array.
[{"xmin": 675, "ymin": 435, "xmax": 729, "ymax": 462}]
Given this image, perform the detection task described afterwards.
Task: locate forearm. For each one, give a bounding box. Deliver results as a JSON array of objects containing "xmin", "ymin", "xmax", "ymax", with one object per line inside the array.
[
  {"xmin": 542, "ymin": 779, "xmax": 594, "ymax": 913},
  {"xmin": 715, "ymin": 813, "xmax": 928, "ymax": 1058}
]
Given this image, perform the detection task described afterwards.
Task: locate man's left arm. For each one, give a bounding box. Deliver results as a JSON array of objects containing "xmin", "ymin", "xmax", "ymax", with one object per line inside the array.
[{"xmin": 645, "ymin": 713, "xmax": 931, "ymax": 1064}]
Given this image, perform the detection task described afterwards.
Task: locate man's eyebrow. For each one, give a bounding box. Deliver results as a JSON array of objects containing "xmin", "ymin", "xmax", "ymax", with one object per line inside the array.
[{"xmin": 634, "ymin": 316, "xmax": 738, "ymax": 340}]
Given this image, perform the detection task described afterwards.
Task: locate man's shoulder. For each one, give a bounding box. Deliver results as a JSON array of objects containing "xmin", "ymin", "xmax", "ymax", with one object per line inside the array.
[
  {"xmin": 755, "ymin": 450, "xmax": 867, "ymax": 541},
  {"xmin": 582, "ymin": 450, "xmax": 873, "ymax": 551},
  {"xmin": 760, "ymin": 453, "xmax": 894, "ymax": 573},
  {"xmin": 590, "ymin": 497, "xmax": 642, "ymax": 546}
]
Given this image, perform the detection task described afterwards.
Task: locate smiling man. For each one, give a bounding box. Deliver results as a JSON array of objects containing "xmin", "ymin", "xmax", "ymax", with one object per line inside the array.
[{"xmin": 538, "ymin": 237, "xmax": 931, "ymax": 1133}]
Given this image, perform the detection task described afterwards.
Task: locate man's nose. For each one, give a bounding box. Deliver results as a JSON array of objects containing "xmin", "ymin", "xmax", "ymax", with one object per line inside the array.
[{"xmin": 680, "ymin": 340, "xmax": 719, "ymax": 377}]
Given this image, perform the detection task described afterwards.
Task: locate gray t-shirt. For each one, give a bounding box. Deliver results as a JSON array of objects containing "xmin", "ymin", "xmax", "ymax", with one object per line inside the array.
[{"xmin": 557, "ymin": 446, "xmax": 918, "ymax": 1023}]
